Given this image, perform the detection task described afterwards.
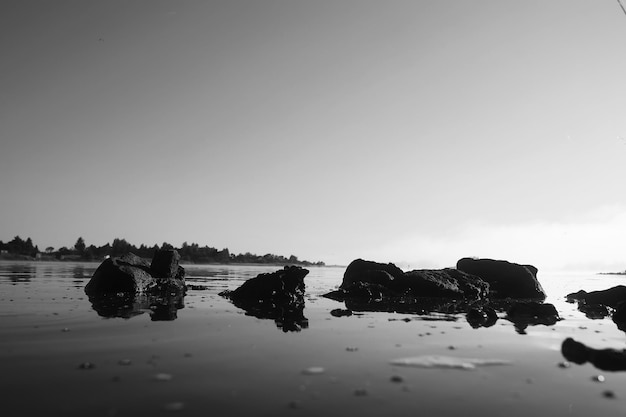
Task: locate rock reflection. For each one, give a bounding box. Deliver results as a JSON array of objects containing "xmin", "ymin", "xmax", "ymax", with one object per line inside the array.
[
  {"xmin": 87, "ymin": 292, "xmax": 184, "ymax": 321},
  {"xmin": 230, "ymin": 298, "xmax": 308, "ymax": 332},
  {"xmin": 324, "ymin": 293, "xmax": 561, "ymax": 333},
  {"xmin": 3, "ymin": 264, "xmax": 36, "ymax": 282}
]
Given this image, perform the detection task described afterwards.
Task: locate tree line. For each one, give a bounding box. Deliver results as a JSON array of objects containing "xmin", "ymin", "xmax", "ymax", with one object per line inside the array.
[{"xmin": 0, "ymin": 235, "xmax": 325, "ymax": 266}]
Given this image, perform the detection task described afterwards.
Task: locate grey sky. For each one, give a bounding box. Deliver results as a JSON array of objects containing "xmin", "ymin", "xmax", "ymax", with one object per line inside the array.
[{"xmin": 2, "ymin": 1, "xmax": 626, "ymax": 270}]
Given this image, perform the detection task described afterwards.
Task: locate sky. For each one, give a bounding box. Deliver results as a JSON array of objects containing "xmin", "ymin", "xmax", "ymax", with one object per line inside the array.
[{"xmin": 1, "ymin": 0, "xmax": 626, "ymax": 271}]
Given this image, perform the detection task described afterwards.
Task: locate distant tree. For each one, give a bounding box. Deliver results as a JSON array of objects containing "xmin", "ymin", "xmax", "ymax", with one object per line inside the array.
[
  {"xmin": 74, "ymin": 237, "xmax": 86, "ymax": 254},
  {"xmin": 45, "ymin": 246, "xmax": 54, "ymax": 254}
]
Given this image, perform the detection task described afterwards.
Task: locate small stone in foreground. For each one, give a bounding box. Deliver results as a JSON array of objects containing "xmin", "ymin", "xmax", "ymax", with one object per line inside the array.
[
  {"xmin": 163, "ymin": 402, "xmax": 185, "ymax": 411},
  {"xmin": 78, "ymin": 362, "xmax": 96, "ymax": 370},
  {"xmin": 302, "ymin": 366, "xmax": 325, "ymax": 375},
  {"xmin": 603, "ymin": 390, "xmax": 616, "ymax": 399}
]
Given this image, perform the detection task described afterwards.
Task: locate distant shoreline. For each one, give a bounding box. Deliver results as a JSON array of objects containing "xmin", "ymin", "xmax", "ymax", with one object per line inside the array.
[{"xmin": 0, "ymin": 254, "xmax": 337, "ymax": 268}]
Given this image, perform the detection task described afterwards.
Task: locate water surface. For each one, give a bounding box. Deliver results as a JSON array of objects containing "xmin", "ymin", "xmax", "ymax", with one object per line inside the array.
[{"xmin": 1, "ymin": 261, "xmax": 626, "ymax": 416}]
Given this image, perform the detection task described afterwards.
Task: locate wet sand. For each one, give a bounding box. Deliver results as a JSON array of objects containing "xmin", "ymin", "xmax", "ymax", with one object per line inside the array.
[{"xmin": 1, "ymin": 262, "xmax": 626, "ymax": 416}]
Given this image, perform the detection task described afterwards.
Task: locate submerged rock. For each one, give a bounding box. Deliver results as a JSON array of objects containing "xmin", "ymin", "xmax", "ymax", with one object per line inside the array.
[
  {"xmin": 456, "ymin": 258, "xmax": 546, "ymax": 300},
  {"xmin": 562, "ymin": 338, "xmax": 626, "ymax": 371},
  {"xmin": 220, "ymin": 266, "xmax": 309, "ymax": 332}
]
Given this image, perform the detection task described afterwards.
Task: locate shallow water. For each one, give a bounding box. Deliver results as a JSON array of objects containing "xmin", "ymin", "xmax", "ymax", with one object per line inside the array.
[{"xmin": 1, "ymin": 261, "xmax": 626, "ymax": 416}]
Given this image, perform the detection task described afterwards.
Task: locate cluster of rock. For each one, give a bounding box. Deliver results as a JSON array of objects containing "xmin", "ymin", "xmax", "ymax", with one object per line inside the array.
[
  {"xmin": 324, "ymin": 257, "xmax": 546, "ymax": 302},
  {"xmin": 84, "ymin": 250, "xmax": 186, "ymax": 320},
  {"xmin": 322, "ymin": 257, "xmax": 556, "ymax": 331}
]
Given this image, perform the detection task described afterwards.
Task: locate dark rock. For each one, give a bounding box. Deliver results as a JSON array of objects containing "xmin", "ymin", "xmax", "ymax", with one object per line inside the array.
[
  {"xmin": 220, "ymin": 266, "xmax": 309, "ymax": 332},
  {"xmin": 456, "ymin": 257, "xmax": 546, "ymax": 300},
  {"xmin": 566, "ymin": 286, "xmax": 626, "ymax": 308},
  {"xmin": 612, "ymin": 301, "xmax": 626, "ymax": 332},
  {"xmin": 562, "ymin": 338, "xmax": 626, "ymax": 371},
  {"xmin": 341, "ymin": 259, "xmax": 404, "ymax": 290},
  {"xmin": 329, "ymin": 259, "xmax": 489, "ymax": 302},
  {"xmin": 330, "ymin": 308, "xmax": 353, "ymax": 317},
  {"xmin": 466, "ymin": 306, "xmax": 498, "ymax": 328},
  {"xmin": 506, "ymin": 302, "xmax": 559, "ymax": 330},
  {"xmin": 151, "ymin": 249, "xmax": 183, "ymax": 279},
  {"xmin": 85, "ymin": 250, "xmax": 186, "ymax": 296},
  {"xmin": 579, "ymin": 303, "xmax": 610, "ymax": 320},
  {"xmin": 400, "ymin": 268, "xmax": 489, "ymax": 300}
]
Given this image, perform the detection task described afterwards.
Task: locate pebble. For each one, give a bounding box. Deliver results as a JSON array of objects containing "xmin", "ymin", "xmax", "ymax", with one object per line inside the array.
[
  {"xmin": 390, "ymin": 375, "xmax": 404, "ymax": 383},
  {"xmin": 557, "ymin": 361, "xmax": 571, "ymax": 369},
  {"xmin": 153, "ymin": 373, "xmax": 173, "ymax": 381},
  {"xmin": 603, "ymin": 390, "xmax": 616, "ymax": 399},
  {"xmin": 118, "ymin": 359, "xmax": 132, "ymax": 366},
  {"xmin": 302, "ymin": 367, "xmax": 325, "ymax": 375},
  {"xmin": 592, "ymin": 375, "xmax": 605, "ymax": 383},
  {"xmin": 78, "ymin": 362, "xmax": 96, "ymax": 370},
  {"xmin": 354, "ymin": 389, "xmax": 368, "ymax": 396},
  {"xmin": 61, "ymin": 327, "xmax": 70, "ymax": 332},
  {"xmin": 346, "ymin": 347, "xmax": 359, "ymax": 352},
  {"xmin": 163, "ymin": 402, "xmax": 185, "ymax": 411}
]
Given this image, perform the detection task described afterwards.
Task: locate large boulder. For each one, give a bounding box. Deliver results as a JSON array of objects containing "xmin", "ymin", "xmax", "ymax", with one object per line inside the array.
[
  {"xmin": 456, "ymin": 258, "xmax": 546, "ymax": 300},
  {"xmin": 85, "ymin": 250, "xmax": 186, "ymax": 295},
  {"xmin": 220, "ymin": 266, "xmax": 310, "ymax": 332}
]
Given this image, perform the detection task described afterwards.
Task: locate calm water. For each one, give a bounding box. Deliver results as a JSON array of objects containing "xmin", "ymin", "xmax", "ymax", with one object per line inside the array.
[{"xmin": 2, "ymin": 261, "xmax": 626, "ymax": 416}]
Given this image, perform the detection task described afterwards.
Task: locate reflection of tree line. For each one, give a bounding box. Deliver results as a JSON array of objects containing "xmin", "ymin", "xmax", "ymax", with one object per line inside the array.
[{"xmin": 0, "ymin": 235, "xmax": 325, "ymax": 266}]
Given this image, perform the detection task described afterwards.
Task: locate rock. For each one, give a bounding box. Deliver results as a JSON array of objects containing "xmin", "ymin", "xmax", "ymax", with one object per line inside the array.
[
  {"xmin": 612, "ymin": 301, "xmax": 626, "ymax": 332},
  {"xmin": 151, "ymin": 249, "xmax": 183, "ymax": 279},
  {"xmin": 562, "ymin": 338, "xmax": 626, "ymax": 371},
  {"xmin": 506, "ymin": 302, "xmax": 559, "ymax": 328},
  {"xmin": 566, "ymin": 286, "xmax": 626, "ymax": 307},
  {"xmin": 330, "ymin": 308, "xmax": 353, "ymax": 317},
  {"xmin": 220, "ymin": 266, "xmax": 309, "ymax": 332},
  {"xmin": 400, "ymin": 268, "xmax": 489, "ymax": 300},
  {"xmin": 341, "ymin": 259, "xmax": 404, "ymax": 290},
  {"xmin": 456, "ymin": 258, "xmax": 546, "ymax": 300},
  {"xmin": 328, "ymin": 259, "xmax": 489, "ymax": 302},
  {"xmin": 220, "ymin": 265, "xmax": 308, "ymax": 304},
  {"xmin": 85, "ymin": 251, "xmax": 186, "ymax": 295},
  {"xmin": 466, "ymin": 306, "xmax": 498, "ymax": 328}
]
